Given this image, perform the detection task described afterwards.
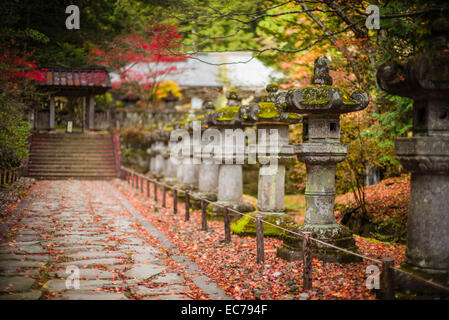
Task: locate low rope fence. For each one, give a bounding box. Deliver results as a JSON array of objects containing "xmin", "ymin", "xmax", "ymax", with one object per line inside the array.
[{"xmin": 120, "ymin": 166, "xmax": 449, "ymax": 299}]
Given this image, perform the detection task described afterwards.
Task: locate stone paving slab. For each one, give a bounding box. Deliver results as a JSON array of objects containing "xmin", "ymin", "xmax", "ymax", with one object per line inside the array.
[
  {"xmin": 51, "ymin": 290, "xmax": 128, "ymax": 300},
  {"xmin": 0, "ymin": 276, "xmax": 36, "ymax": 293},
  {"xmin": 0, "ymin": 291, "xmax": 42, "ymax": 300},
  {"xmin": 0, "ymin": 180, "xmax": 231, "ymax": 300}
]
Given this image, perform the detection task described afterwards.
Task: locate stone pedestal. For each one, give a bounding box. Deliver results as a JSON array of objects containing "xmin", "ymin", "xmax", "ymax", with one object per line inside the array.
[
  {"xmin": 277, "ymin": 140, "xmax": 360, "ymax": 262},
  {"xmin": 164, "ymin": 156, "xmax": 178, "ymax": 185},
  {"xmin": 377, "ymin": 18, "xmax": 449, "ymax": 289},
  {"xmin": 210, "ymin": 164, "xmax": 254, "ymax": 218},
  {"xmin": 274, "ymin": 56, "xmax": 369, "ymax": 262},
  {"xmin": 192, "ymin": 163, "xmax": 219, "ymax": 202},
  {"xmin": 182, "ymin": 160, "xmax": 199, "ymax": 191}
]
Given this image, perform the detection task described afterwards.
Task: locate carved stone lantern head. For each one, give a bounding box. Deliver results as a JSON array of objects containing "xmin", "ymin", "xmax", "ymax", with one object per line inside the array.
[{"xmin": 276, "ymin": 56, "xmax": 369, "ymax": 144}]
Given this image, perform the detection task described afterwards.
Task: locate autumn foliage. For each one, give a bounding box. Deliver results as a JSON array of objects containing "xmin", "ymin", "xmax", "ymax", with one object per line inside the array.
[{"xmin": 88, "ymin": 25, "xmax": 185, "ymax": 106}]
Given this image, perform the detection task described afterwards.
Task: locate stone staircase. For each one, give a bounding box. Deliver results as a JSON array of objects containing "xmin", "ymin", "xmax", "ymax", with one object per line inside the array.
[{"xmin": 28, "ymin": 133, "xmax": 118, "ymax": 180}]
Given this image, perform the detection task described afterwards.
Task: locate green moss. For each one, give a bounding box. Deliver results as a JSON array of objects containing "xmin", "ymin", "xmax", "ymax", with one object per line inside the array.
[
  {"xmin": 258, "ymin": 102, "xmax": 280, "ymax": 119},
  {"xmin": 302, "ymin": 86, "xmax": 330, "ymax": 104},
  {"xmin": 287, "ymin": 113, "xmax": 301, "ymax": 119},
  {"xmin": 301, "ymin": 85, "xmax": 358, "ymax": 105},
  {"xmin": 215, "ymin": 106, "xmax": 240, "ymax": 121},
  {"xmin": 231, "ymin": 212, "xmax": 297, "ymax": 238}
]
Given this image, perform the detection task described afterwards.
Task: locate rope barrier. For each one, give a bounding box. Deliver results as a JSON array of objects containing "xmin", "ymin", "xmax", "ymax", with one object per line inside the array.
[{"xmin": 120, "ymin": 166, "xmax": 449, "ymax": 295}]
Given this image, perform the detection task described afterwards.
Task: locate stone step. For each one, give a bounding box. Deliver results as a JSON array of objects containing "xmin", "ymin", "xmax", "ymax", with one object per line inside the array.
[
  {"xmin": 28, "ymin": 133, "xmax": 118, "ymax": 179},
  {"xmin": 28, "ymin": 161, "xmax": 116, "ymax": 166},
  {"xmin": 28, "ymin": 164, "xmax": 116, "ymax": 169},
  {"xmin": 27, "ymin": 174, "xmax": 116, "ymax": 180},
  {"xmin": 28, "ymin": 168, "xmax": 116, "ymax": 174}
]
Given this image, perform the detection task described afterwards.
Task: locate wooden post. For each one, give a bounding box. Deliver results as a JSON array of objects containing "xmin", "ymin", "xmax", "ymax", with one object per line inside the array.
[
  {"xmin": 135, "ymin": 174, "xmax": 139, "ymax": 190},
  {"xmin": 162, "ymin": 186, "xmax": 166, "ymax": 208},
  {"xmin": 201, "ymin": 200, "xmax": 208, "ymax": 231},
  {"xmin": 6, "ymin": 170, "xmax": 10, "ymax": 184},
  {"xmin": 185, "ymin": 193, "xmax": 190, "ymax": 221},
  {"xmin": 381, "ymin": 257, "xmax": 395, "ymax": 300},
  {"xmin": 303, "ymin": 232, "xmax": 312, "ymax": 290},
  {"xmin": 140, "ymin": 176, "xmax": 143, "ymax": 193},
  {"xmin": 146, "ymin": 180, "xmax": 150, "ymax": 199},
  {"xmin": 224, "ymin": 208, "xmax": 231, "ymax": 243},
  {"xmin": 49, "ymin": 95, "xmax": 55, "ymax": 131},
  {"xmin": 1, "ymin": 170, "xmax": 4, "ymax": 185},
  {"xmin": 131, "ymin": 173, "xmax": 134, "ymax": 188},
  {"xmin": 256, "ymin": 216, "xmax": 264, "ymax": 264},
  {"xmin": 154, "ymin": 182, "xmax": 158, "ymax": 204},
  {"xmin": 88, "ymin": 95, "xmax": 95, "ymax": 131},
  {"xmin": 173, "ymin": 189, "xmax": 178, "ymax": 214}
]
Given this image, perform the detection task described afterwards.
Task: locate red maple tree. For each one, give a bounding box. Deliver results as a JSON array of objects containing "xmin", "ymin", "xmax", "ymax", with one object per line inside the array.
[{"xmin": 88, "ymin": 25, "xmax": 185, "ymax": 106}]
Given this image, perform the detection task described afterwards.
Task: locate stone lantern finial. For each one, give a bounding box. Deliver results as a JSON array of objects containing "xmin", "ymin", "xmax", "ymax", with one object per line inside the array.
[
  {"xmin": 226, "ymin": 90, "xmax": 241, "ymax": 107},
  {"xmin": 312, "ymin": 55, "xmax": 333, "ymax": 86}
]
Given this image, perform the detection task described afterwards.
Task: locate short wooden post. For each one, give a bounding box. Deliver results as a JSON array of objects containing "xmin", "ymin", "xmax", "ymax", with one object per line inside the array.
[
  {"xmin": 224, "ymin": 208, "xmax": 231, "ymax": 243},
  {"xmin": 303, "ymin": 232, "xmax": 312, "ymax": 290},
  {"xmin": 256, "ymin": 216, "xmax": 264, "ymax": 264},
  {"xmin": 6, "ymin": 170, "xmax": 10, "ymax": 184},
  {"xmin": 185, "ymin": 193, "xmax": 190, "ymax": 221},
  {"xmin": 154, "ymin": 182, "xmax": 158, "ymax": 204},
  {"xmin": 146, "ymin": 180, "xmax": 150, "ymax": 198},
  {"xmin": 381, "ymin": 257, "xmax": 395, "ymax": 300},
  {"xmin": 131, "ymin": 173, "xmax": 134, "ymax": 188},
  {"xmin": 162, "ymin": 186, "xmax": 167, "ymax": 208},
  {"xmin": 135, "ymin": 174, "xmax": 139, "ymax": 190},
  {"xmin": 0, "ymin": 170, "xmax": 4, "ymax": 185},
  {"xmin": 201, "ymin": 200, "xmax": 208, "ymax": 231},
  {"xmin": 173, "ymin": 189, "xmax": 178, "ymax": 214},
  {"xmin": 140, "ymin": 176, "xmax": 143, "ymax": 193}
]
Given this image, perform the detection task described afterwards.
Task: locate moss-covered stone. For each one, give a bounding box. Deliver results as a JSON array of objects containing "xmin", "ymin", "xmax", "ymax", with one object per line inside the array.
[
  {"xmin": 300, "ymin": 85, "xmax": 358, "ymax": 106},
  {"xmin": 231, "ymin": 212, "xmax": 297, "ymax": 238},
  {"xmin": 215, "ymin": 106, "xmax": 240, "ymax": 121},
  {"xmin": 392, "ymin": 262, "xmax": 449, "ymax": 299},
  {"xmin": 258, "ymin": 102, "xmax": 280, "ymax": 119}
]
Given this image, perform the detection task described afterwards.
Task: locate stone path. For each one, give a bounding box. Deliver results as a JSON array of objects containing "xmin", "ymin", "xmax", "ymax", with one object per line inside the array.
[{"xmin": 0, "ymin": 180, "xmax": 230, "ymax": 300}]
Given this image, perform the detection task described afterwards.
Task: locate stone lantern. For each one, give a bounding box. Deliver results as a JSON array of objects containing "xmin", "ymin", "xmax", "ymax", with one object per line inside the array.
[
  {"xmin": 377, "ymin": 18, "xmax": 449, "ymax": 284},
  {"xmin": 231, "ymin": 84, "xmax": 301, "ymax": 236},
  {"xmin": 191, "ymin": 107, "xmax": 220, "ymax": 202},
  {"xmin": 146, "ymin": 134, "xmax": 156, "ymax": 175},
  {"xmin": 160, "ymin": 128, "xmax": 177, "ymax": 184},
  {"xmin": 206, "ymin": 91, "xmax": 255, "ymax": 218},
  {"xmin": 276, "ymin": 56, "xmax": 369, "ymax": 262},
  {"xmin": 172, "ymin": 108, "xmax": 202, "ymax": 192},
  {"xmin": 152, "ymin": 131, "xmax": 166, "ymax": 178}
]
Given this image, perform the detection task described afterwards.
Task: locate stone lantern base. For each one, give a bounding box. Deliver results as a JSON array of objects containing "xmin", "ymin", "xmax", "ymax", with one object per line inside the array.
[
  {"xmin": 277, "ymin": 223, "xmax": 361, "ymax": 263},
  {"xmin": 231, "ymin": 212, "xmax": 296, "ymax": 238},
  {"xmin": 191, "ymin": 190, "xmax": 217, "ymax": 202}
]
